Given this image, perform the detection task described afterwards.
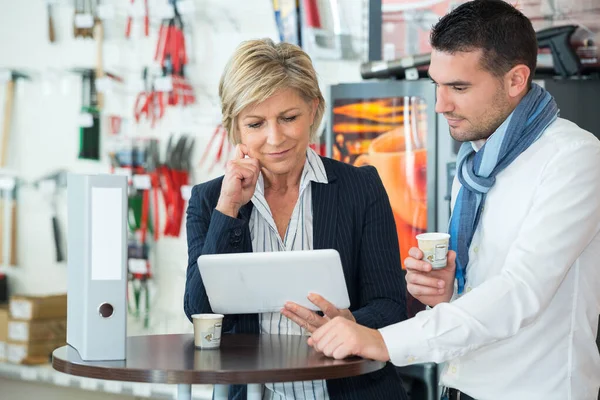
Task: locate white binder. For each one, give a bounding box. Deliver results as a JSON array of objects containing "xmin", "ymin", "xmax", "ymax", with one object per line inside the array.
[{"xmin": 67, "ymin": 174, "xmax": 128, "ymax": 361}]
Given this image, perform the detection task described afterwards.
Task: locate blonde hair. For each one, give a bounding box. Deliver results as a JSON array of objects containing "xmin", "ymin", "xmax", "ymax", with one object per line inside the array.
[{"xmin": 218, "ymin": 38, "xmax": 325, "ymax": 145}]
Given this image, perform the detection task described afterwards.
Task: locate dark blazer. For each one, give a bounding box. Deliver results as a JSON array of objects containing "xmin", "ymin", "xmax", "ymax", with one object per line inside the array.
[{"xmin": 184, "ymin": 156, "xmax": 409, "ymax": 400}]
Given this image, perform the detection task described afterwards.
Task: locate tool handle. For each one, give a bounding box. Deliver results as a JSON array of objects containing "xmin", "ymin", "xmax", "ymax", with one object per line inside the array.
[
  {"xmin": 1, "ymin": 80, "xmax": 15, "ymax": 168},
  {"xmin": 48, "ymin": 5, "xmax": 56, "ymax": 43},
  {"xmin": 52, "ymin": 215, "xmax": 64, "ymax": 262}
]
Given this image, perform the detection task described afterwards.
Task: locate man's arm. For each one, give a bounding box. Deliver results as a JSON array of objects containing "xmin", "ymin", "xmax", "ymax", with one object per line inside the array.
[{"xmin": 380, "ymin": 141, "xmax": 600, "ymax": 366}]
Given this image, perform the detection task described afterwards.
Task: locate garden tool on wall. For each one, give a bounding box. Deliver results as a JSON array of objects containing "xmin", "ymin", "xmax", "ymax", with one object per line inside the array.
[
  {"xmin": 73, "ymin": 0, "xmax": 95, "ymax": 39},
  {"xmin": 34, "ymin": 170, "xmax": 68, "ymax": 263},
  {"xmin": 74, "ymin": 69, "xmax": 101, "ymax": 160},
  {"xmin": 0, "ymin": 176, "xmax": 17, "ymax": 268},
  {"xmin": 1, "ymin": 70, "xmax": 31, "ymax": 168}
]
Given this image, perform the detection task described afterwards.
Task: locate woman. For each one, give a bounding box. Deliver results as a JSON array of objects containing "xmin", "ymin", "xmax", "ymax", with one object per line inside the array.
[{"xmin": 184, "ymin": 38, "xmax": 408, "ymax": 400}]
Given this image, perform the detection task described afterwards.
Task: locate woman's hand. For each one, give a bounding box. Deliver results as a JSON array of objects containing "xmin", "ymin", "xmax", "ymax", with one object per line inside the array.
[
  {"xmin": 281, "ymin": 293, "xmax": 355, "ymax": 333},
  {"xmin": 215, "ymin": 144, "xmax": 261, "ymax": 218}
]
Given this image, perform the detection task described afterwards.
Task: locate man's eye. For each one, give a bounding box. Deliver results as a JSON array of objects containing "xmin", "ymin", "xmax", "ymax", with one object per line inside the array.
[
  {"xmin": 248, "ymin": 122, "xmax": 262, "ymax": 129},
  {"xmin": 282, "ymin": 116, "xmax": 298, "ymax": 122},
  {"xmin": 453, "ymin": 86, "xmax": 466, "ymax": 92}
]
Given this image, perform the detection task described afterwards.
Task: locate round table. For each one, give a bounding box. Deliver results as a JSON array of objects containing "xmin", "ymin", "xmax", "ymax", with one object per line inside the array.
[{"xmin": 52, "ymin": 333, "xmax": 385, "ymax": 400}]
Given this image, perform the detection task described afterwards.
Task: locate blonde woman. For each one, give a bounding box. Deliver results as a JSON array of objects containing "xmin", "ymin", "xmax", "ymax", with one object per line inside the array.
[{"xmin": 184, "ymin": 39, "xmax": 408, "ymax": 400}]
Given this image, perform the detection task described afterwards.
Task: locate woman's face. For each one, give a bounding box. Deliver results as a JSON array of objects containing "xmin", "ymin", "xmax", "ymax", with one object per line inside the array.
[{"xmin": 237, "ymin": 88, "xmax": 317, "ymax": 177}]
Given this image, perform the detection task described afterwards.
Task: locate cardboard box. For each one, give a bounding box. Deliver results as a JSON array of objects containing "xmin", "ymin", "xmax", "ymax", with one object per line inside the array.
[
  {"xmin": 0, "ymin": 341, "xmax": 6, "ymax": 362},
  {"xmin": 9, "ymin": 294, "xmax": 67, "ymax": 320},
  {"xmin": 8, "ymin": 318, "xmax": 66, "ymax": 343},
  {"xmin": 0, "ymin": 305, "xmax": 8, "ymax": 342},
  {"xmin": 7, "ymin": 339, "xmax": 64, "ymax": 365}
]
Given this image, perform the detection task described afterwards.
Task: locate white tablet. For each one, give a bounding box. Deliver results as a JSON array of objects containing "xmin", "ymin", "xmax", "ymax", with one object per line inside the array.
[{"xmin": 197, "ymin": 249, "xmax": 350, "ymax": 314}]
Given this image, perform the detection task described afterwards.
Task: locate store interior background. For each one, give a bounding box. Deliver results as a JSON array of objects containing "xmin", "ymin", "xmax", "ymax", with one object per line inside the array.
[{"xmin": 0, "ymin": 0, "xmax": 598, "ymax": 399}]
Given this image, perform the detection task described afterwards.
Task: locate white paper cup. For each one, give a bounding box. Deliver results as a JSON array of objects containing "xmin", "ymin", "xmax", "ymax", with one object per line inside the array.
[
  {"xmin": 416, "ymin": 233, "xmax": 450, "ymax": 269},
  {"xmin": 192, "ymin": 314, "xmax": 224, "ymax": 349}
]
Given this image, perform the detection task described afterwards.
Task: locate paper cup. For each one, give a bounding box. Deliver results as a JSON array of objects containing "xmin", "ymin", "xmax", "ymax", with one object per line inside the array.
[
  {"xmin": 416, "ymin": 233, "xmax": 450, "ymax": 269},
  {"xmin": 192, "ymin": 314, "xmax": 224, "ymax": 349}
]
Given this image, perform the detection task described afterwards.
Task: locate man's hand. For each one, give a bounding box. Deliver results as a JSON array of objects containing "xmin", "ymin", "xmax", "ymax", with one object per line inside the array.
[
  {"xmin": 405, "ymin": 247, "xmax": 456, "ymax": 307},
  {"xmin": 281, "ymin": 293, "xmax": 355, "ymax": 333},
  {"xmin": 307, "ymin": 317, "xmax": 390, "ymax": 362}
]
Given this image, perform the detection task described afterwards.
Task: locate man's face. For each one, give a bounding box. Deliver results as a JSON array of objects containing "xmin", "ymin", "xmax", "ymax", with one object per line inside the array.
[{"xmin": 429, "ymin": 49, "xmax": 513, "ymax": 142}]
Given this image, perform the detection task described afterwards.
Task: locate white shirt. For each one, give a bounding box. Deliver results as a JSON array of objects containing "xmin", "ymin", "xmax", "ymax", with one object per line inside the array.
[
  {"xmin": 379, "ymin": 118, "xmax": 600, "ymax": 400},
  {"xmin": 249, "ymin": 148, "xmax": 330, "ymax": 400}
]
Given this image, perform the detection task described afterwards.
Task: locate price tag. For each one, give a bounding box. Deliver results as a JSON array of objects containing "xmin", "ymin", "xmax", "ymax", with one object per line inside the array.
[
  {"xmin": 0, "ymin": 70, "xmax": 11, "ymax": 83},
  {"xmin": 20, "ymin": 367, "xmax": 37, "ymax": 381},
  {"xmin": 53, "ymin": 372, "xmax": 71, "ymax": 386},
  {"xmin": 156, "ymin": 4, "xmax": 175, "ymax": 19},
  {"xmin": 128, "ymin": 1, "xmax": 146, "ymax": 17},
  {"xmin": 0, "ymin": 177, "xmax": 16, "ymax": 191},
  {"xmin": 128, "ymin": 78, "xmax": 145, "ymax": 93},
  {"xmin": 8, "ymin": 321, "xmax": 28, "ymax": 342},
  {"xmin": 78, "ymin": 113, "xmax": 94, "ymax": 128},
  {"xmin": 132, "ymin": 383, "xmax": 153, "ymax": 397},
  {"xmin": 74, "ymin": 14, "xmax": 95, "ymax": 29},
  {"xmin": 39, "ymin": 179, "xmax": 57, "ymax": 195},
  {"xmin": 177, "ymin": 0, "xmax": 196, "ymax": 14},
  {"xmin": 181, "ymin": 185, "xmax": 192, "ymax": 201},
  {"xmin": 80, "ymin": 378, "xmax": 99, "ymax": 391},
  {"xmin": 114, "ymin": 168, "xmax": 132, "ymax": 179},
  {"xmin": 154, "ymin": 76, "xmax": 173, "ymax": 92},
  {"xmin": 9, "ymin": 300, "xmax": 32, "ymax": 319},
  {"xmin": 97, "ymin": 4, "xmax": 115, "ymax": 20},
  {"xmin": 95, "ymin": 77, "xmax": 113, "ymax": 93},
  {"xmin": 7, "ymin": 344, "xmax": 25, "ymax": 363},
  {"xmin": 104, "ymin": 380, "xmax": 123, "ymax": 393},
  {"xmin": 128, "ymin": 259, "xmax": 148, "ymax": 274},
  {"xmin": 132, "ymin": 174, "xmax": 151, "ymax": 190}
]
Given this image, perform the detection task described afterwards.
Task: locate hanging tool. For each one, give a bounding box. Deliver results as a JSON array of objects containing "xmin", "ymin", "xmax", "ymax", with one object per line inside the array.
[
  {"xmin": 159, "ymin": 135, "xmax": 194, "ymax": 237},
  {"xmin": 73, "ymin": 69, "xmax": 101, "ymax": 160},
  {"xmin": 125, "ymin": 0, "xmax": 149, "ymax": 38},
  {"xmin": 155, "ymin": 0, "xmax": 187, "ymax": 76},
  {"xmin": 145, "ymin": 140, "xmax": 161, "ymax": 241},
  {"xmin": 74, "ymin": 0, "xmax": 95, "ymax": 38},
  {"xmin": 94, "ymin": 1, "xmax": 105, "ymax": 110},
  {"xmin": 1, "ymin": 71, "xmax": 30, "ymax": 168},
  {"xmin": 0, "ymin": 176, "xmax": 17, "ymax": 268},
  {"xmin": 198, "ymin": 124, "xmax": 232, "ymax": 173},
  {"xmin": 34, "ymin": 170, "xmax": 68, "ymax": 263},
  {"xmin": 47, "ymin": 2, "xmax": 56, "ymax": 43},
  {"xmin": 134, "ymin": 68, "xmax": 165, "ymax": 127}
]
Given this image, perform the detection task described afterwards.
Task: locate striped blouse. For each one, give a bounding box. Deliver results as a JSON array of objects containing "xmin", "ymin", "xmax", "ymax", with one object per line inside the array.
[{"xmin": 249, "ymin": 148, "xmax": 330, "ymax": 400}]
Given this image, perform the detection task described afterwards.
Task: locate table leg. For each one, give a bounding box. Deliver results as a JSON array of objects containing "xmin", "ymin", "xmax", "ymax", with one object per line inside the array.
[
  {"xmin": 177, "ymin": 384, "xmax": 191, "ymax": 400},
  {"xmin": 213, "ymin": 384, "xmax": 229, "ymax": 400},
  {"xmin": 247, "ymin": 384, "xmax": 262, "ymax": 400}
]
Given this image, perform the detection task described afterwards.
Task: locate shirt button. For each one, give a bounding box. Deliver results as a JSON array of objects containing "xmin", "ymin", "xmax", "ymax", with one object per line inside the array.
[
  {"xmin": 451, "ymin": 366, "xmax": 457, "ymax": 374},
  {"xmin": 233, "ymin": 228, "xmax": 242, "ymax": 237},
  {"xmin": 466, "ymin": 286, "xmax": 472, "ymax": 293},
  {"xmin": 473, "ymin": 246, "xmax": 479, "ymax": 254},
  {"xmin": 406, "ymin": 356, "xmax": 416, "ymax": 362}
]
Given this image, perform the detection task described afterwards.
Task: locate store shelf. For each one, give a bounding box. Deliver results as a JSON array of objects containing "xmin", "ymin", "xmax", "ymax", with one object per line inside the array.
[{"xmin": 0, "ymin": 362, "xmax": 213, "ymax": 399}]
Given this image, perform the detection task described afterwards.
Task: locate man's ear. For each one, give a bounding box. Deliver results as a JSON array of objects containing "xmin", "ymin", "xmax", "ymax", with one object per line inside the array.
[{"xmin": 506, "ymin": 64, "xmax": 530, "ymax": 98}]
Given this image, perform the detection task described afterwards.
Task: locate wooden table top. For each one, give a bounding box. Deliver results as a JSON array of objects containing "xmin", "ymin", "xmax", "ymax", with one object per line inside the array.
[{"xmin": 52, "ymin": 333, "xmax": 385, "ymax": 384}]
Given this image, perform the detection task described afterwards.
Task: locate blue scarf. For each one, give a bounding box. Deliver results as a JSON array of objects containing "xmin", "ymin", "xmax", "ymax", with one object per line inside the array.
[{"xmin": 448, "ymin": 83, "xmax": 559, "ymax": 294}]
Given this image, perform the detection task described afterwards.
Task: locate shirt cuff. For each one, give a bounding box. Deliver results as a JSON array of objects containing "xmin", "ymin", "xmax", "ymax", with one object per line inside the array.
[{"xmin": 378, "ymin": 312, "xmax": 432, "ymax": 366}]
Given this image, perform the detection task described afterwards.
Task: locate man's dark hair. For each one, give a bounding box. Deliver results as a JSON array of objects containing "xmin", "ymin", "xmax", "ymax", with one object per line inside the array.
[{"xmin": 431, "ymin": 0, "xmax": 537, "ymax": 86}]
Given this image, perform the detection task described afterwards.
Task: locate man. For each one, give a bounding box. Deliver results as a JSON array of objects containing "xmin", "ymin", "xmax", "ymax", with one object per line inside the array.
[{"xmin": 305, "ymin": 1, "xmax": 600, "ymax": 399}]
